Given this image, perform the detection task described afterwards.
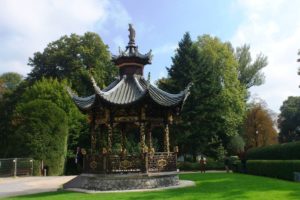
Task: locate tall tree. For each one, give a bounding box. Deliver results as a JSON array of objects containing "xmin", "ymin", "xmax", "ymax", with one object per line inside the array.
[
  {"xmin": 159, "ymin": 33, "xmax": 246, "ymax": 158},
  {"xmin": 28, "ymin": 32, "xmax": 117, "ymax": 95},
  {"xmin": 243, "ymin": 101, "xmax": 278, "ymax": 149},
  {"xmin": 157, "ymin": 32, "xmax": 198, "ymax": 92},
  {"xmin": 235, "ymin": 44, "xmax": 268, "ymax": 90},
  {"xmin": 278, "ymin": 96, "xmax": 300, "ymax": 142}
]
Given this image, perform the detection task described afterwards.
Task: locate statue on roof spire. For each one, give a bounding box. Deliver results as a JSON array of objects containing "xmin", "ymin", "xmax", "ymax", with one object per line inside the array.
[{"xmin": 128, "ymin": 24, "xmax": 135, "ymax": 44}]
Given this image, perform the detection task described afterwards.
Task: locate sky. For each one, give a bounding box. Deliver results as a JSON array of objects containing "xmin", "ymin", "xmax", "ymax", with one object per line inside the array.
[{"xmin": 0, "ymin": 0, "xmax": 299, "ymax": 113}]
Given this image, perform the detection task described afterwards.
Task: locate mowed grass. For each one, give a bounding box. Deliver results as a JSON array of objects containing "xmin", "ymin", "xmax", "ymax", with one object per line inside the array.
[{"xmin": 4, "ymin": 173, "xmax": 300, "ymax": 200}]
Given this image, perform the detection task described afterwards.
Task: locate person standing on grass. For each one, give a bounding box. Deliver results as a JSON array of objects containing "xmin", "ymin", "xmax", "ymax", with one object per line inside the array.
[
  {"xmin": 200, "ymin": 156, "xmax": 206, "ymax": 173},
  {"xmin": 224, "ymin": 155, "xmax": 230, "ymax": 173}
]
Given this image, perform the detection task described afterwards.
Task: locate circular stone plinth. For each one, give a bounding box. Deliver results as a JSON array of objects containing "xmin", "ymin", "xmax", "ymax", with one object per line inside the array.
[
  {"xmin": 63, "ymin": 172, "xmax": 181, "ymax": 191},
  {"xmin": 64, "ymin": 180, "xmax": 196, "ymax": 193}
]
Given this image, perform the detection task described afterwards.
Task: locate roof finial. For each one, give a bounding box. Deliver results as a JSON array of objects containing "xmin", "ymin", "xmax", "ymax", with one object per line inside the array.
[{"xmin": 128, "ymin": 23, "xmax": 135, "ymax": 44}]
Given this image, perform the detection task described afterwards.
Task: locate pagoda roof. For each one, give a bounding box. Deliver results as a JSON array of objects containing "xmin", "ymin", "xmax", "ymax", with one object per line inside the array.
[
  {"xmin": 68, "ymin": 75, "xmax": 191, "ymax": 111},
  {"xmin": 111, "ymin": 47, "xmax": 152, "ymax": 66}
]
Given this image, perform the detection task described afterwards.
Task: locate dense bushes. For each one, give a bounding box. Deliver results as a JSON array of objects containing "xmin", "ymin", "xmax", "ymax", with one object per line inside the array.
[
  {"xmin": 246, "ymin": 141, "xmax": 300, "ymax": 160},
  {"xmin": 247, "ymin": 160, "xmax": 300, "ymax": 181},
  {"xmin": 12, "ymin": 100, "xmax": 68, "ymax": 175}
]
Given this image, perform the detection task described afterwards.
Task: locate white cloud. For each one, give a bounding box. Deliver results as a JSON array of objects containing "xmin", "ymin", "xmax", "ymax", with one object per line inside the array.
[
  {"xmin": 231, "ymin": 0, "xmax": 300, "ymax": 112},
  {"xmin": 0, "ymin": 0, "xmax": 130, "ymax": 76}
]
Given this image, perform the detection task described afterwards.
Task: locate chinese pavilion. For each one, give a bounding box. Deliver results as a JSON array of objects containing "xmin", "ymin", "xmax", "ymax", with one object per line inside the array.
[{"xmin": 64, "ymin": 24, "xmax": 191, "ymax": 191}]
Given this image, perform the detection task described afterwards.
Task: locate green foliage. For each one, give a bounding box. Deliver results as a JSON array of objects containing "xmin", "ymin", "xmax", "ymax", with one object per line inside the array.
[
  {"xmin": 28, "ymin": 32, "xmax": 117, "ymax": 95},
  {"xmin": 227, "ymin": 135, "xmax": 245, "ymax": 154},
  {"xmin": 235, "ymin": 44, "xmax": 268, "ymax": 90},
  {"xmin": 16, "ymin": 78, "xmax": 87, "ymax": 158},
  {"xmin": 247, "ymin": 160, "xmax": 300, "ymax": 181},
  {"xmin": 33, "ymin": 160, "xmax": 42, "ymax": 176},
  {"xmin": 0, "ymin": 72, "xmax": 23, "ymax": 92},
  {"xmin": 159, "ymin": 33, "xmax": 246, "ymax": 158},
  {"xmin": 11, "ymin": 99, "xmax": 68, "ymax": 175},
  {"xmin": 278, "ymin": 96, "xmax": 300, "ymax": 142},
  {"xmin": 162, "ymin": 32, "xmax": 198, "ymax": 92},
  {"xmin": 246, "ymin": 141, "xmax": 300, "ymax": 160},
  {"xmin": 0, "ymin": 81, "xmax": 30, "ymax": 157}
]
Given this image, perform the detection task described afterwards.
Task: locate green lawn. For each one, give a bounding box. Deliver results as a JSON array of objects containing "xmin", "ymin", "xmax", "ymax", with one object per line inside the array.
[{"xmin": 5, "ymin": 173, "xmax": 300, "ymax": 200}]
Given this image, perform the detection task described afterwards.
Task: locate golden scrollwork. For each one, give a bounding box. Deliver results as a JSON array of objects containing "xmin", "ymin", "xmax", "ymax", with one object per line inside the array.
[
  {"xmin": 102, "ymin": 147, "xmax": 107, "ymax": 155},
  {"xmin": 168, "ymin": 113, "xmax": 173, "ymax": 124},
  {"xmin": 140, "ymin": 122, "xmax": 145, "ymax": 150},
  {"xmin": 107, "ymin": 124, "xmax": 113, "ymax": 152},
  {"xmin": 120, "ymin": 159, "xmax": 132, "ymax": 169},
  {"xmin": 91, "ymin": 134, "xmax": 96, "ymax": 151},
  {"xmin": 105, "ymin": 109, "xmax": 110, "ymax": 122},
  {"xmin": 157, "ymin": 159, "xmax": 167, "ymax": 168},
  {"xmin": 141, "ymin": 107, "xmax": 146, "ymax": 120},
  {"xmin": 90, "ymin": 160, "xmax": 97, "ymax": 170},
  {"xmin": 164, "ymin": 124, "xmax": 170, "ymax": 153},
  {"xmin": 81, "ymin": 148, "xmax": 87, "ymax": 155},
  {"xmin": 114, "ymin": 116, "xmax": 139, "ymax": 122}
]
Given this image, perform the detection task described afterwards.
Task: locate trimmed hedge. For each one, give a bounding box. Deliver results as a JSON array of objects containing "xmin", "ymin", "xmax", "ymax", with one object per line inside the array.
[
  {"xmin": 246, "ymin": 141, "xmax": 300, "ymax": 160},
  {"xmin": 247, "ymin": 160, "xmax": 300, "ymax": 181}
]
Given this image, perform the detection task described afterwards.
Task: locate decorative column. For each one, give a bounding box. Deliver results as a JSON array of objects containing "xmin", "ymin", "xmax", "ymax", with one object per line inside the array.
[
  {"xmin": 140, "ymin": 122, "xmax": 146, "ymax": 152},
  {"xmin": 121, "ymin": 125, "xmax": 127, "ymax": 154},
  {"xmin": 107, "ymin": 124, "xmax": 113, "ymax": 153},
  {"xmin": 146, "ymin": 125, "xmax": 153, "ymax": 151},
  {"xmin": 164, "ymin": 123, "xmax": 170, "ymax": 153},
  {"xmin": 90, "ymin": 116, "xmax": 96, "ymax": 154}
]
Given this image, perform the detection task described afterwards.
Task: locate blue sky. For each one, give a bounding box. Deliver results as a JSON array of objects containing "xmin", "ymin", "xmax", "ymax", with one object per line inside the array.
[{"xmin": 0, "ymin": 0, "xmax": 299, "ymax": 113}]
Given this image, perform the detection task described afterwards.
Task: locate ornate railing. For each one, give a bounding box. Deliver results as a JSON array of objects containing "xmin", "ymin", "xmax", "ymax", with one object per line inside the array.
[
  {"xmin": 107, "ymin": 155, "xmax": 143, "ymax": 173},
  {"xmin": 83, "ymin": 152, "xmax": 177, "ymax": 174},
  {"xmin": 148, "ymin": 152, "xmax": 177, "ymax": 172}
]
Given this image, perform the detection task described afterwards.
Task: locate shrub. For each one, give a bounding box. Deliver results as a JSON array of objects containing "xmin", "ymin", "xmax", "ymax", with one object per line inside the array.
[
  {"xmin": 246, "ymin": 141, "xmax": 300, "ymax": 160},
  {"xmin": 247, "ymin": 160, "xmax": 300, "ymax": 181},
  {"xmin": 12, "ymin": 99, "xmax": 68, "ymax": 175},
  {"xmin": 33, "ymin": 160, "xmax": 41, "ymax": 176}
]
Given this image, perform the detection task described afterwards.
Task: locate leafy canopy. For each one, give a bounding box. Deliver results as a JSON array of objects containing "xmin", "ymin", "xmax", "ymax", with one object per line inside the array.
[
  {"xmin": 243, "ymin": 100, "xmax": 278, "ymax": 149},
  {"xmin": 28, "ymin": 32, "xmax": 117, "ymax": 95},
  {"xmin": 278, "ymin": 96, "xmax": 300, "ymax": 142},
  {"xmin": 235, "ymin": 44, "xmax": 268, "ymax": 90},
  {"xmin": 158, "ymin": 33, "xmax": 246, "ymax": 158}
]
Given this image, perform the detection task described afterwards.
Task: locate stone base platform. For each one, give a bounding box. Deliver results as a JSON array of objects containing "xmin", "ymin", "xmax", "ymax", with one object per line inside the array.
[{"xmin": 63, "ymin": 172, "xmax": 179, "ymax": 191}]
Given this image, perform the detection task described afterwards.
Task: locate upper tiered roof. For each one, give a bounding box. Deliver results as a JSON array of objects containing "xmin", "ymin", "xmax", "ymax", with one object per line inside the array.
[{"xmin": 68, "ymin": 24, "xmax": 191, "ymax": 111}]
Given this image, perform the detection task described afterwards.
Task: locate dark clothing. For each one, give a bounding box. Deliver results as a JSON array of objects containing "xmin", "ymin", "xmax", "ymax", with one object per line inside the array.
[{"xmin": 200, "ymin": 158, "xmax": 206, "ymax": 173}]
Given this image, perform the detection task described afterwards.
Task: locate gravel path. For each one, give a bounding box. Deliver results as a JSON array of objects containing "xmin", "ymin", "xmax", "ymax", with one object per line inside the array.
[{"xmin": 0, "ymin": 176, "xmax": 75, "ymax": 198}]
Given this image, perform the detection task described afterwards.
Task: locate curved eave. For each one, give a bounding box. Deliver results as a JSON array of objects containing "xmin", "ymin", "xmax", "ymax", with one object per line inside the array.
[
  {"xmin": 138, "ymin": 77, "xmax": 190, "ymax": 108},
  {"xmin": 66, "ymin": 87, "xmax": 96, "ymax": 111},
  {"xmin": 75, "ymin": 76, "xmax": 191, "ymax": 108},
  {"xmin": 72, "ymin": 95, "xmax": 96, "ymax": 111},
  {"xmin": 92, "ymin": 75, "xmax": 147, "ymax": 105}
]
